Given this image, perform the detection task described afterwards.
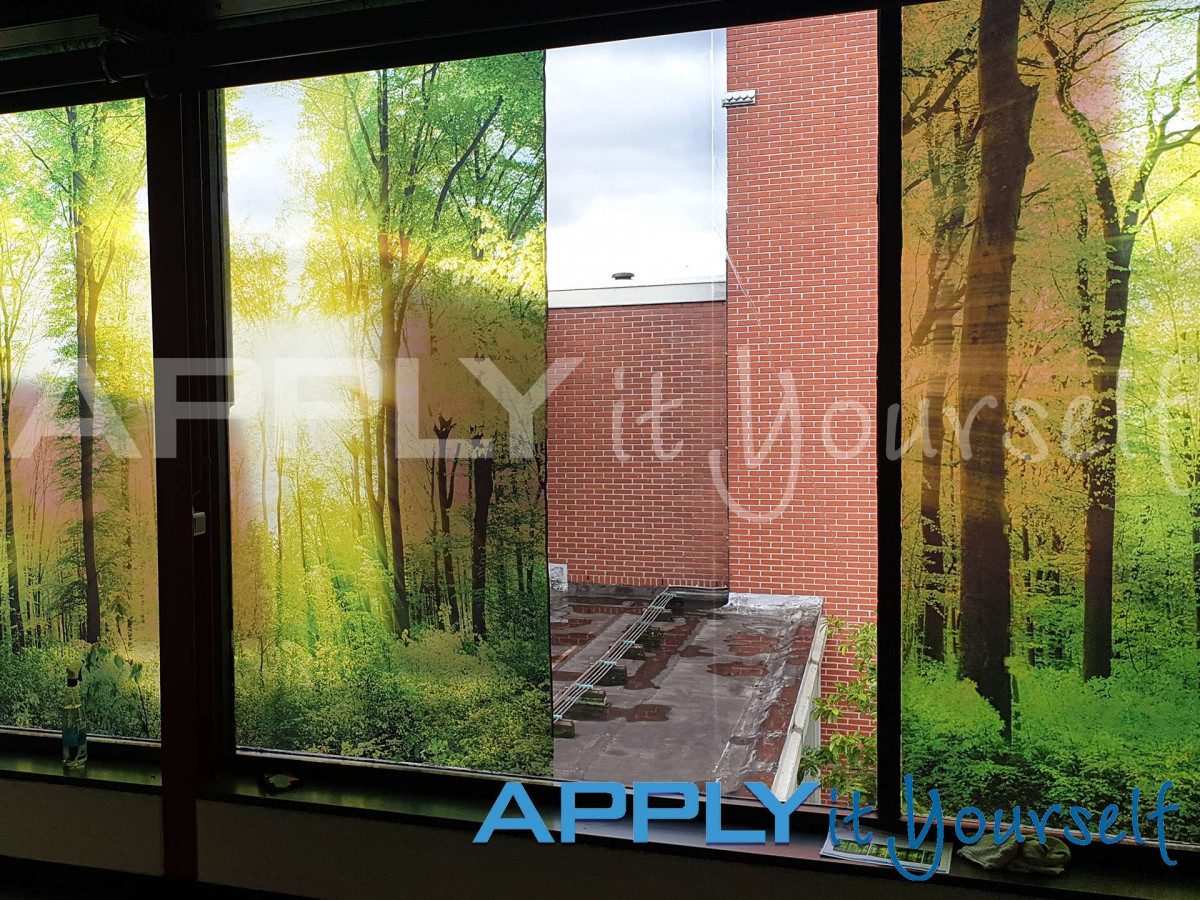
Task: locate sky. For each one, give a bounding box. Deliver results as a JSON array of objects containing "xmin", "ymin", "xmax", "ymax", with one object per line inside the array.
[
  {"xmin": 545, "ymin": 29, "xmax": 727, "ymax": 289},
  {"xmin": 226, "ymin": 28, "xmax": 728, "ymax": 292}
]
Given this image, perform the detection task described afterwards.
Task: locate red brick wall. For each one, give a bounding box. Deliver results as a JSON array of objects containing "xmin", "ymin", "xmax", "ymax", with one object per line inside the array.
[
  {"xmin": 547, "ymin": 302, "xmax": 728, "ymax": 587},
  {"xmin": 725, "ymin": 15, "xmax": 878, "ymax": 724}
]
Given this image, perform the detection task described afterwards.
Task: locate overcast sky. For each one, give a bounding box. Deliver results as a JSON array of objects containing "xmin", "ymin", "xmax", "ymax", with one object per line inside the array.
[
  {"xmin": 227, "ymin": 29, "xmax": 727, "ymax": 291},
  {"xmin": 546, "ymin": 29, "xmax": 727, "ymax": 289}
]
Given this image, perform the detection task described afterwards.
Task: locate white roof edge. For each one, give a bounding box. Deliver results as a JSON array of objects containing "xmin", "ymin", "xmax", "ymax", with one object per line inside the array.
[{"xmin": 548, "ymin": 280, "xmax": 727, "ymax": 309}]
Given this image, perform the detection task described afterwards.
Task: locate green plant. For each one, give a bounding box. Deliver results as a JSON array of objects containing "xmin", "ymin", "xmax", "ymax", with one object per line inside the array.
[{"xmin": 798, "ymin": 619, "xmax": 877, "ymax": 804}]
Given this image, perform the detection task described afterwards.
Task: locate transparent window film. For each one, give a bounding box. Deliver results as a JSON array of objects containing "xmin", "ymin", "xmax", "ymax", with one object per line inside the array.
[
  {"xmin": 902, "ymin": 0, "xmax": 1200, "ymax": 841},
  {"xmin": 544, "ymin": 20, "xmax": 879, "ymax": 801},
  {"xmin": 0, "ymin": 100, "xmax": 159, "ymax": 739}
]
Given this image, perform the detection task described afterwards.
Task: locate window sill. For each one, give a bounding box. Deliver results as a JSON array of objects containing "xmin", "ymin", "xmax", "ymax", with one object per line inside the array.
[
  {"xmin": 202, "ymin": 773, "xmax": 1197, "ymax": 899},
  {"xmin": 0, "ymin": 750, "xmax": 160, "ymax": 794}
]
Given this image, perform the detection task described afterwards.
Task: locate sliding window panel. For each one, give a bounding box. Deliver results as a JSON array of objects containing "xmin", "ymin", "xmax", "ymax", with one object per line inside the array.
[
  {"xmin": 0, "ymin": 99, "xmax": 159, "ymax": 740},
  {"xmin": 901, "ymin": 0, "xmax": 1200, "ymax": 842},
  {"xmin": 224, "ymin": 56, "xmax": 553, "ymax": 775},
  {"xmin": 545, "ymin": 17, "xmax": 879, "ymax": 803},
  {"xmin": 222, "ymin": 14, "xmax": 881, "ymax": 797}
]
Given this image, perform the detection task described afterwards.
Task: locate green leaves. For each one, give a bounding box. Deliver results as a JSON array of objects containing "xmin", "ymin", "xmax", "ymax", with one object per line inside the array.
[{"xmin": 800, "ymin": 620, "xmax": 878, "ymax": 804}]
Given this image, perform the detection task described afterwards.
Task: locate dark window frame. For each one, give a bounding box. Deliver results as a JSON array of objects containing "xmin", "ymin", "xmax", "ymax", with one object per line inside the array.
[{"xmin": 0, "ymin": 78, "xmax": 161, "ymax": 768}]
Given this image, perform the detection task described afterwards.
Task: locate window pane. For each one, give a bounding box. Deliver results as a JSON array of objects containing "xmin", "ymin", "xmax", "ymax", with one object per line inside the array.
[
  {"xmin": 902, "ymin": 0, "xmax": 1200, "ymax": 842},
  {"xmin": 0, "ymin": 100, "xmax": 159, "ymax": 739},
  {"xmin": 547, "ymin": 18, "xmax": 878, "ymax": 802},
  {"xmin": 227, "ymin": 14, "xmax": 878, "ymax": 793},
  {"xmin": 226, "ymin": 58, "xmax": 554, "ymax": 774}
]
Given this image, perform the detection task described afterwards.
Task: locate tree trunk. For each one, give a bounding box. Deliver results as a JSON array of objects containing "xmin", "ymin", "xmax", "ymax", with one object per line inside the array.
[
  {"xmin": 348, "ymin": 444, "xmax": 363, "ymax": 538},
  {"xmin": 67, "ymin": 105, "xmax": 103, "ymax": 646},
  {"xmin": 428, "ymin": 459, "xmax": 441, "ymax": 615},
  {"xmin": 79, "ymin": 303, "xmax": 100, "ymax": 645},
  {"xmin": 123, "ymin": 455, "xmax": 135, "ymax": 646},
  {"xmin": 1080, "ymin": 238, "xmax": 1132, "ymax": 680},
  {"xmin": 294, "ymin": 439, "xmax": 309, "ymax": 574},
  {"xmin": 434, "ymin": 417, "xmax": 459, "ymax": 629},
  {"xmin": 275, "ymin": 432, "xmax": 285, "ymax": 643},
  {"xmin": 920, "ymin": 312, "xmax": 952, "ymax": 662},
  {"xmin": 376, "ymin": 70, "xmax": 410, "ymax": 637},
  {"xmin": 1, "ymin": 354, "xmax": 23, "ymax": 651},
  {"xmin": 361, "ymin": 389, "xmax": 389, "ymax": 571},
  {"xmin": 914, "ymin": 100, "xmax": 974, "ymax": 665},
  {"xmin": 259, "ymin": 410, "xmax": 270, "ymax": 529},
  {"xmin": 471, "ymin": 439, "xmax": 493, "ymax": 640},
  {"xmin": 956, "ymin": 0, "xmax": 1036, "ymax": 740},
  {"xmin": 516, "ymin": 544, "xmax": 525, "ymax": 597},
  {"xmin": 1, "ymin": 474, "xmax": 19, "ymax": 650},
  {"xmin": 1190, "ymin": 469, "xmax": 1200, "ymax": 694}
]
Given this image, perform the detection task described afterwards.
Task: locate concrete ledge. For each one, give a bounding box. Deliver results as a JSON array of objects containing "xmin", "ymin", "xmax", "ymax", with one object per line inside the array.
[
  {"xmin": 560, "ymin": 582, "xmax": 729, "ymax": 603},
  {"xmin": 549, "ymin": 280, "xmax": 726, "ymax": 308},
  {"xmin": 725, "ymin": 593, "xmax": 823, "ymax": 614}
]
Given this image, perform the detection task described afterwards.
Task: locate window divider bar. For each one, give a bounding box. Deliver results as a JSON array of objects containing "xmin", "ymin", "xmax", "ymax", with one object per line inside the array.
[
  {"xmin": 875, "ymin": 5, "xmax": 904, "ymax": 830},
  {"xmin": 146, "ymin": 87, "xmax": 232, "ymax": 882}
]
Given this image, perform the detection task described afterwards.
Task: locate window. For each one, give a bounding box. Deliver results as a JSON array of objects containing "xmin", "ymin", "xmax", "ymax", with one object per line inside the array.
[
  {"xmin": 0, "ymin": 0, "xmax": 1196, "ymax": 890},
  {"xmin": 226, "ymin": 57, "xmax": 553, "ymax": 774},
  {"xmin": 902, "ymin": 0, "xmax": 1200, "ymax": 841},
  {"xmin": 0, "ymin": 100, "xmax": 158, "ymax": 740},
  {"xmin": 223, "ymin": 15, "xmax": 881, "ymax": 799}
]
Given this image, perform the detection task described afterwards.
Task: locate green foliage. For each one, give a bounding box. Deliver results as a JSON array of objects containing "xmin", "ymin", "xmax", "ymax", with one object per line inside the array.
[
  {"xmin": 798, "ymin": 620, "xmax": 878, "ymax": 804},
  {"xmin": 0, "ymin": 642, "xmax": 159, "ymax": 738},
  {"xmin": 234, "ymin": 619, "xmax": 551, "ymax": 775},
  {"xmin": 80, "ymin": 643, "xmax": 158, "ymax": 738},
  {"xmin": 903, "ymin": 662, "xmax": 1200, "ymax": 842}
]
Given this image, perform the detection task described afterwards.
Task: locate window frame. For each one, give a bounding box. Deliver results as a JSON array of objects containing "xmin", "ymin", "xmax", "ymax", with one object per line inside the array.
[
  {"xmin": 191, "ymin": 0, "xmax": 900, "ymax": 868},
  {"xmin": 0, "ymin": 78, "xmax": 164, "ymax": 767}
]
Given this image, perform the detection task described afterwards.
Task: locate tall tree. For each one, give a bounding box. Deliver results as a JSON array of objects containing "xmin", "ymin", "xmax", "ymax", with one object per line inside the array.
[
  {"xmin": 470, "ymin": 429, "xmax": 493, "ymax": 639},
  {"xmin": 1030, "ymin": 0, "xmax": 1200, "ymax": 679},
  {"xmin": 373, "ymin": 68, "xmax": 412, "ymax": 634},
  {"xmin": 902, "ymin": 8, "xmax": 979, "ymax": 662},
  {"xmin": 9, "ymin": 103, "xmax": 146, "ymax": 644},
  {"xmin": 47, "ymin": 103, "xmax": 144, "ymax": 644},
  {"xmin": 433, "ymin": 415, "xmax": 460, "ymax": 628},
  {"xmin": 910, "ymin": 106, "xmax": 978, "ymax": 662},
  {"xmin": 957, "ymin": 0, "xmax": 1037, "ymax": 737},
  {"xmin": 0, "ymin": 188, "xmax": 46, "ymax": 650}
]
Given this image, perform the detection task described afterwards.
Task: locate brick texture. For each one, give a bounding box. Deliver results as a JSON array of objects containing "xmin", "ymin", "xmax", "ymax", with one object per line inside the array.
[
  {"xmin": 725, "ymin": 15, "xmax": 878, "ymax": 730},
  {"xmin": 547, "ymin": 302, "xmax": 728, "ymax": 587},
  {"xmin": 545, "ymin": 14, "xmax": 878, "ymax": 737}
]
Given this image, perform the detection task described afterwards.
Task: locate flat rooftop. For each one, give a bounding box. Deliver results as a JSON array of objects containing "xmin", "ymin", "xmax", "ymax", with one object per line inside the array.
[{"xmin": 550, "ymin": 586, "xmax": 821, "ymax": 796}]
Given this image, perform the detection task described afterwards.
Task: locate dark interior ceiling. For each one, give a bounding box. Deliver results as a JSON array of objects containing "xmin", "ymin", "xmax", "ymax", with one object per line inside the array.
[
  {"xmin": 0, "ymin": 1, "xmax": 422, "ymax": 55},
  {"xmin": 0, "ymin": 0, "xmax": 912, "ymax": 110}
]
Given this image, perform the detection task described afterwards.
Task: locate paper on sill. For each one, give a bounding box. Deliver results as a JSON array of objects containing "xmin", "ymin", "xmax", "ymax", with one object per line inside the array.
[{"xmin": 820, "ymin": 823, "xmax": 952, "ymax": 876}]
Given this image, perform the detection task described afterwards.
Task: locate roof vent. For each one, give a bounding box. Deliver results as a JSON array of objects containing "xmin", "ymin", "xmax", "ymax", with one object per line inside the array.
[
  {"xmin": 612, "ymin": 272, "xmax": 634, "ymax": 281},
  {"xmin": 722, "ymin": 89, "xmax": 757, "ymax": 108}
]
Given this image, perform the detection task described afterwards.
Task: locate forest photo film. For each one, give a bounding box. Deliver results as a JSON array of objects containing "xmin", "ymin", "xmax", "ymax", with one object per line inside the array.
[
  {"xmin": 903, "ymin": 0, "xmax": 1200, "ymax": 841},
  {"xmin": 0, "ymin": 100, "xmax": 158, "ymax": 740},
  {"xmin": 226, "ymin": 54, "xmax": 551, "ymax": 775}
]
